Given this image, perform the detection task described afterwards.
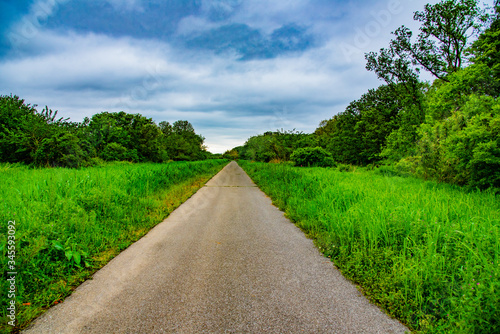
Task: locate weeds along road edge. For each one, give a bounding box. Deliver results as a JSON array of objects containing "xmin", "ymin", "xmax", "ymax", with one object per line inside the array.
[
  {"xmin": 0, "ymin": 159, "xmax": 229, "ymax": 333},
  {"xmin": 239, "ymin": 160, "xmax": 500, "ymax": 334}
]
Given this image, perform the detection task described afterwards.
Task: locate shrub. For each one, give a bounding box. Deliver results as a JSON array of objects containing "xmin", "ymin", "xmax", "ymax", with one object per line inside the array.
[
  {"xmin": 33, "ymin": 132, "xmax": 88, "ymax": 168},
  {"xmin": 222, "ymin": 149, "xmax": 239, "ymax": 160},
  {"xmin": 290, "ymin": 147, "xmax": 335, "ymax": 167},
  {"xmin": 416, "ymin": 94, "xmax": 500, "ymax": 189},
  {"xmin": 101, "ymin": 142, "xmax": 129, "ymax": 161}
]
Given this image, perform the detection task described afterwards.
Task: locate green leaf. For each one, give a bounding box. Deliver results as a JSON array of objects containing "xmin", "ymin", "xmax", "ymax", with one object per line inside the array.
[
  {"xmin": 65, "ymin": 250, "xmax": 73, "ymax": 261},
  {"xmin": 73, "ymin": 252, "xmax": 81, "ymax": 265},
  {"xmin": 52, "ymin": 241, "xmax": 64, "ymax": 251}
]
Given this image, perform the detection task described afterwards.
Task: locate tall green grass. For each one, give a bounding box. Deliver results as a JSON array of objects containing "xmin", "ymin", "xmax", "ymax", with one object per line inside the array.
[
  {"xmin": 0, "ymin": 160, "xmax": 227, "ymax": 332},
  {"xmin": 240, "ymin": 161, "xmax": 499, "ymax": 334}
]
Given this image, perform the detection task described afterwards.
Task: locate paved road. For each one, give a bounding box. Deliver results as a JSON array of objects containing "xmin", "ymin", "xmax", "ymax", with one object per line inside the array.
[{"xmin": 24, "ymin": 161, "xmax": 408, "ymax": 333}]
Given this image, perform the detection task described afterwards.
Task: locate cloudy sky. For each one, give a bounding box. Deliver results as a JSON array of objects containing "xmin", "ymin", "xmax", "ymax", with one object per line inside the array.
[{"xmin": 0, "ymin": 0, "xmax": 473, "ymax": 153}]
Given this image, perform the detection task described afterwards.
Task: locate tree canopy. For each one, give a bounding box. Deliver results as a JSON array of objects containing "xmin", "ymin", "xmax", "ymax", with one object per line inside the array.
[
  {"xmin": 366, "ymin": 0, "xmax": 488, "ymax": 83},
  {"xmin": 0, "ymin": 96, "xmax": 209, "ymax": 167}
]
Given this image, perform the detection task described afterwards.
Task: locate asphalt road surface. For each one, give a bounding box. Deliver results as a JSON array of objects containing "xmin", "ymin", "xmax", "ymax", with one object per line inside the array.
[{"xmin": 24, "ymin": 161, "xmax": 409, "ymax": 333}]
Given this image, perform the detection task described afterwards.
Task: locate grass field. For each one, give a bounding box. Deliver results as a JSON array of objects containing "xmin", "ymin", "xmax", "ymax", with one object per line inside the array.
[
  {"xmin": 239, "ymin": 161, "xmax": 499, "ymax": 334},
  {"xmin": 0, "ymin": 160, "xmax": 228, "ymax": 333}
]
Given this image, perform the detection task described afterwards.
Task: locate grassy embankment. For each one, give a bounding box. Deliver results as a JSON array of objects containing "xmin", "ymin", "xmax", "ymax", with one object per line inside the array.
[
  {"xmin": 239, "ymin": 161, "xmax": 499, "ymax": 334},
  {"xmin": 0, "ymin": 160, "xmax": 228, "ymax": 333}
]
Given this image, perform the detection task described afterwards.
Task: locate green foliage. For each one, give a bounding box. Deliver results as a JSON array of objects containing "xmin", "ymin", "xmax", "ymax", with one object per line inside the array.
[
  {"xmin": 51, "ymin": 239, "xmax": 90, "ymax": 268},
  {"xmin": 416, "ymin": 94, "xmax": 500, "ymax": 188},
  {"xmin": 84, "ymin": 111, "xmax": 170, "ymax": 163},
  {"xmin": 101, "ymin": 142, "xmax": 131, "ymax": 161},
  {"xmin": 393, "ymin": 64, "xmax": 500, "ymax": 189},
  {"xmin": 365, "ymin": 0, "xmax": 491, "ymax": 165},
  {"xmin": 425, "ymin": 64, "xmax": 499, "ymax": 122},
  {"xmin": 367, "ymin": 0, "xmax": 488, "ymax": 83},
  {"xmin": 411, "ymin": 0, "xmax": 487, "ymax": 78},
  {"xmin": 0, "ymin": 160, "xmax": 228, "ymax": 331},
  {"xmin": 383, "ymin": 63, "xmax": 497, "ymax": 166},
  {"xmin": 290, "ymin": 147, "xmax": 334, "ymax": 167},
  {"xmin": 316, "ymin": 106, "xmax": 361, "ymax": 164},
  {"xmin": 241, "ymin": 133, "xmax": 275, "ymax": 162},
  {"xmin": 33, "ymin": 132, "xmax": 87, "ymax": 168},
  {"xmin": 160, "ymin": 120, "xmax": 206, "ymax": 161},
  {"xmin": 468, "ymin": 6, "xmax": 500, "ymax": 95},
  {"xmin": 240, "ymin": 161, "xmax": 500, "ymax": 334},
  {"xmin": 336, "ymin": 0, "xmax": 498, "ymax": 189},
  {"xmin": 0, "ymin": 95, "xmax": 63, "ymax": 165},
  {"xmin": 222, "ymin": 149, "xmax": 239, "ymax": 160},
  {"xmin": 0, "ymin": 96, "xmax": 208, "ymax": 168},
  {"xmin": 239, "ymin": 130, "xmax": 316, "ymax": 162},
  {"xmin": 317, "ymin": 84, "xmax": 416, "ymax": 165},
  {"xmin": 365, "ymin": 43, "xmax": 420, "ymax": 88}
]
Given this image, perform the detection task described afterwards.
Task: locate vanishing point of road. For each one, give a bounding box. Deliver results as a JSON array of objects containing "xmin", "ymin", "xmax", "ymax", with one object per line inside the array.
[{"xmin": 24, "ymin": 161, "xmax": 409, "ymax": 333}]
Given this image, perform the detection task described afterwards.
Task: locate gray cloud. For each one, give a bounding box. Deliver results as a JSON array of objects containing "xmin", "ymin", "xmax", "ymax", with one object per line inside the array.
[
  {"xmin": 2, "ymin": 0, "xmax": 481, "ymax": 153},
  {"xmin": 0, "ymin": 28, "xmax": 375, "ymax": 152}
]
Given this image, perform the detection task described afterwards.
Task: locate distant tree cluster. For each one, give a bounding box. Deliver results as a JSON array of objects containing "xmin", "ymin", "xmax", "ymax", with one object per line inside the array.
[
  {"xmin": 235, "ymin": 0, "xmax": 500, "ymax": 189},
  {"xmin": 0, "ymin": 97, "xmax": 210, "ymax": 168},
  {"xmin": 233, "ymin": 130, "xmax": 317, "ymax": 163}
]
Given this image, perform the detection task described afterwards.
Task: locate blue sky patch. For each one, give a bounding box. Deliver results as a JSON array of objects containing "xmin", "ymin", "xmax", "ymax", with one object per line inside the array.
[{"xmin": 184, "ymin": 23, "xmax": 313, "ymax": 60}]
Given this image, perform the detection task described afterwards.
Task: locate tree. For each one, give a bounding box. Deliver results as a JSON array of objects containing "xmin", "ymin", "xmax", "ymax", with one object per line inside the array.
[
  {"xmin": 241, "ymin": 133, "xmax": 276, "ymax": 162},
  {"xmin": 425, "ymin": 64, "xmax": 498, "ymax": 122},
  {"xmin": 101, "ymin": 142, "xmax": 130, "ymax": 161},
  {"xmin": 84, "ymin": 111, "xmax": 169, "ymax": 162},
  {"xmin": 223, "ymin": 149, "xmax": 239, "ymax": 160},
  {"xmin": 367, "ymin": 0, "xmax": 488, "ymax": 83},
  {"xmin": 33, "ymin": 131, "xmax": 87, "ymax": 168},
  {"xmin": 468, "ymin": 3, "xmax": 500, "ymax": 95},
  {"xmin": 172, "ymin": 120, "xmax": 195, "ymax": 134},
  {"xmin": 239, "ymin": 130, "xmax": 313, "ymax": 162},
  {"xmin": 162, "ymin": 120, "xmax": 206, "ymax": 161},
  {"xmin": 317, "ymin": 84, "xmax": 409, "ymax": 165},
  {"xmin": 416, "ymin": 94, "xmax": 500, "ymax": 188},
  {"xmin": 365, "ymin": 0, "xmax": 487, "ymax": 162},
  {"xmin": 365, "ymin": 45, "xmax": 420, "ymax": 88},
  {"xmin": 0, "ymin": 95, "xmax": 86, "ymax": 166},
  {"xmin": 0, "ymin": 95, "xmax": 211, "ymax": 167},
  {"xmin": 316, "ymin": 110, "xmax": 360, "ymax": 165},
  {"xmin": 290, "ymin": 147, "xmax": 334, "ymax": 167},
  {"xmin": 158, "ymin": 121, "xmax": 173, "ymax": 136}
]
